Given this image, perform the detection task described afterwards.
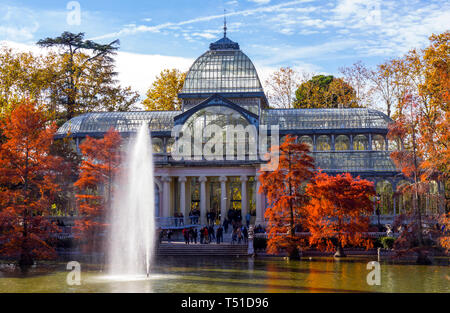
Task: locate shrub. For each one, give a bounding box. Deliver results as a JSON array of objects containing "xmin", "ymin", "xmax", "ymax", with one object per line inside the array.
[{"xmin": 380, "ymin": 237, "xmax": 396, "ymax": 249}]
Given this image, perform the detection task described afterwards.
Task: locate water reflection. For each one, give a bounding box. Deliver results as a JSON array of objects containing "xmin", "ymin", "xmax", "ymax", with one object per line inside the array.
[{"xmin": 0, "ymin": 257, "xmax": 448, "ymax": 293}]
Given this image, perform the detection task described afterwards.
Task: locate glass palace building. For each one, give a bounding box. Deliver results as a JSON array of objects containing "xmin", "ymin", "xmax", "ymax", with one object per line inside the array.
[{"xmin": 57, "ymin": 34, "xmax": 441, "ymax": 226}]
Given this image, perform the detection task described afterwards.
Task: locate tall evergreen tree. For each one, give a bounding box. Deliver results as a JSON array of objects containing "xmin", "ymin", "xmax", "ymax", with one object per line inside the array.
[{"xmin": 37, "ymin": 32, "xmax": 139, "ymax": 124}]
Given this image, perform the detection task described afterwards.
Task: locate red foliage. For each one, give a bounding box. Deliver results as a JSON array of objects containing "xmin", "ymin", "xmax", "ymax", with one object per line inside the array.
[
  {"xmin": 259, "ymin": 135, "xmax": 315, "ymax": 257},
  {"xmin": 305, "ymin": 172, "xmax": 375, "ymax": 253},
  {"xmin": 439, "ymin": 213, "xmax": 450, "ymax": 253},
  {"xmin": 74, "ymin": 128, "xmax": 122, "ymax": 252},
  {"xmin": 0, "ymin": 100, "xmax": 61, "ymax": 266}
]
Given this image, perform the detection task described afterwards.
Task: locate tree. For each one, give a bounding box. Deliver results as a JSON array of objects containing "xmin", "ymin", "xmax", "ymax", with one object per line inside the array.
[
  {"xmin": 74, "ymin": 128, "xmax": 122, "ymax": 252},
  {"xmin": 439, "ymin": 213, "xmax": 450, "ymax": 253},
  {"xmin": 305, "ymin": 172, "xmax": 374, "ymax": 257},
  {"xmin": 0, "ymin": 100, "xmax": 62, "ymax": 271},
  {"xmin": 363, "ymin": 61, "xmax": 399, "ymax": 118},
  {"xmin": 339, "ymin": 61, "xmax": 373, "ymax": 107},
  {"xmin": 37, "ymin": 32, "xmax": 139, "ymax": 124},
  {"xmin": 388, "ymin": 94, "xmax": 434, "ymax": 264},
  {"xmin": 264, "ymin": 67, "xmax": 301, "ymax": 108},
  {"xmin": 143, "ymin": 69, "xmax": 186, "ymax": 111},
  {"xmin": 49, "ymin": 136, "xmax": 82, "ymax": 216},
  {"xmin": 258, "ymin": 135, "xmax": 315, "ymax": 259},
  {"xmin": 294, "ymin": 75, "xmax": 358, "ymax": 109},
  {"xmin": 417, "ymin": 32, "xmax": 449, "ymax": 200},
  {"xmin": 0, "ymin": 48, "xmax": 55, "ymax": 118}
]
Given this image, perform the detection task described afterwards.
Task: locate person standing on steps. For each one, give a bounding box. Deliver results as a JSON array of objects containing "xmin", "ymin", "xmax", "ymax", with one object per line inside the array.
[
  {"xmin": 216, "ymin": 225, "xmax": 223, "ymax": 244},
  {"xmin": 208, "ymin": 225, "xmax": 215, "ymax": 242},
  {"xmin": 223, "ymin": 218, "xmax": 229, "ymax": 234},
  {"xmin": 204, "ymin": 226, "xmax": 209, "ymax": 244},
  {"xmin": 200, "ymin": 227, "xmax": 204, "ymax": 244},
  {"xmin": 182, "ymin": 228, "xmax": 189, "ymax": 244}
]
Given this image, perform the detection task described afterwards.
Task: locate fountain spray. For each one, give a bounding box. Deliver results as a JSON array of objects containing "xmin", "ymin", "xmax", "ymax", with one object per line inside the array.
[{"xmin": 109, "ymin": 122, "xmax": 156, "ymax": 277}]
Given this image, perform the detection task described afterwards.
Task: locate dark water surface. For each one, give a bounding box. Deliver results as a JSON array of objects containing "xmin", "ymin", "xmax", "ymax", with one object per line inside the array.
[{"xmin": 0, "ymin": 256, "xmax": 448, "ymax": 293}]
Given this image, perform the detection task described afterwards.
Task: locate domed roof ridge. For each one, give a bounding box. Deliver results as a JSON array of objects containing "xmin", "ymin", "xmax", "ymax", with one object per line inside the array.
[{"xmin": 209, "ymin": 35, "xmax": 240, "ymax": 50}]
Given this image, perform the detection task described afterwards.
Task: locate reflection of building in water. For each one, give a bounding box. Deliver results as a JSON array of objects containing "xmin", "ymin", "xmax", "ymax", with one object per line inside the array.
[{"xmin": 56, "ymin": 31, "xmax": 445, "ymax": 226}]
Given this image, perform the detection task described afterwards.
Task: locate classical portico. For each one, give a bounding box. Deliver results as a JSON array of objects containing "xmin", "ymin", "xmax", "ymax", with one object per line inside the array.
[{"xmin": 154, "ymin": 167, "xmax": 266, "ymax": 226}]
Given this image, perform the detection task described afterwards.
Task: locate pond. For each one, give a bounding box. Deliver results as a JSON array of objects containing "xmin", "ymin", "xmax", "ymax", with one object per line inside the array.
[{"xmin": 0, "ymin": 256, "xmax": 448, "ymax": 293}]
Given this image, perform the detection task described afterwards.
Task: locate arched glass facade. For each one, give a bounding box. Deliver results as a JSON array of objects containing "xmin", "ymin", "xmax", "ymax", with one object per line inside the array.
[
  {"xmin": 335, "ymin": 135, "xmax": 350, "ymax": 151},
  {"xmin": 316, "ymin": 135, "xmax": 331, "ymax": 151},
  {"xmin": 180, "ymin": 106, "xmax": 254, "ymax": 159},
  {"xmin": 353, "ymin": 135, "xmax": 368, "ymax": 151}
]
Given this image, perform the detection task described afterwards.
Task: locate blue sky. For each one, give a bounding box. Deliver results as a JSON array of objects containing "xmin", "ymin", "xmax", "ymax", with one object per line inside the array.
[{"xmin": 1, "ymin": 0, "xmax": 449, "ymax": 98}]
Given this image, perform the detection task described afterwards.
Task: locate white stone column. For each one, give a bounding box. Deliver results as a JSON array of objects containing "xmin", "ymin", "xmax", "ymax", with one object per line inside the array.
[
  {"xmin": 199, "ymin": 176, "xmax": 207, "ymax": 225},
  {"xmin": 219, "ymin": 176, "xmax": 227, "ymax": 223},
  {"xmin": 255, "ymin": 173, "xmax": 264, "ymax": 226},
  {"xmin": 240, "ymin": 175, "xmax": 248, "ymax": 224},
  {"xmin": 179, "ymin": 176, "xmax": 187, "ymax": 224},
  {"xmin": 161, "ymin": 175, "xmax": 171, "ymax": 218}
]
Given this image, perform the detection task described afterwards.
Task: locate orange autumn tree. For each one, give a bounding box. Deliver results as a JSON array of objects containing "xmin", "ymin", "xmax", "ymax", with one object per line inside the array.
[
  {"xmin": 259, "ymin": 135, "xmax": 315, "ymax": 259},
  {"xmin": 388, "ymin": 94, "xmax": 439, "ymax": 264},
  {"xmin": 439, "ymin": 213, "xmax": 450, "ymax": 253},
  {"xmin": 305, "ymin": 172, "xmax": 375, "ymax": 257},
  {"xmin": 0, "ymin": 100, "xmax": 61, "ymax": 270},
  {"xmin": 74, "ymin": 128, "xmax": 122, "ymax": 252}
]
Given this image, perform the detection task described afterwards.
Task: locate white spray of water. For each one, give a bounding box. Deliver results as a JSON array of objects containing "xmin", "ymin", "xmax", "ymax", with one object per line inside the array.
[{"xmin": 109, "ymin": 122, "xmax": 155, "ymax": 276}]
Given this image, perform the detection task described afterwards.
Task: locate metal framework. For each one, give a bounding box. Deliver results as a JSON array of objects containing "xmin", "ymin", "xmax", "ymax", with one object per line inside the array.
[
  {"xmin": 55, "ymin": 34, "xmax": 399, "ymax": 178},
  {"xmin": 55, "ymin": 111, "xmax": 178, "ymax": 139},
  {"xmin": 261, "ymin": 108, "xmax": 391, "ymax": 130},
  {"xmin": 180, "ymin": 49, "xmax": 264, "ymax": 95}
]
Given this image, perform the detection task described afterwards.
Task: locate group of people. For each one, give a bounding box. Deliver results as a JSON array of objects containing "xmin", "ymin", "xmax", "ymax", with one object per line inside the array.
[
  {"xmin": 231, "ymin": 225, "xmax": 248, "ymax": 244},
  {"xmin": 182, "ymin": 225, "xmax": 224, "ymax": 244},
  {"xmin": 181, "ymin": 227, "xmax": 198, "ymax": 244},
  {"xmin": 174, "ymin": 212, "xmax": 184, "ymax": 226},
  {"xmin": 188, "ymin": 209, "xmax": 200, "ymax": 224}
]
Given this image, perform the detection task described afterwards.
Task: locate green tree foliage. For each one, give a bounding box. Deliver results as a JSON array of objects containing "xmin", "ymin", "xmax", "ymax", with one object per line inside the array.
[
  {"xmin": 294, "ymin": 75, "xmax": 359, "ymax": 109},
  {"xmin": 1, "ymin": 33, "xmax": 139, "ymax": 125},
  {"xmin": 143, "ymin": 69, "xmax": 186, "ymax": 111},
  {"xmin": 0, "ymin": 48, "xmax": 55, "ymax": 118},
  {"xmin": 37, "ymin": 32, "xmax": 139, "ymax": 124}
]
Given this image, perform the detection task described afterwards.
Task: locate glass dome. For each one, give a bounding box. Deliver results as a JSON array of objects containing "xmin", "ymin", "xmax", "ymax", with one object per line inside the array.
[{"xmin": 180, "ymin": 37, "xmax": 264, "ymax": 95}]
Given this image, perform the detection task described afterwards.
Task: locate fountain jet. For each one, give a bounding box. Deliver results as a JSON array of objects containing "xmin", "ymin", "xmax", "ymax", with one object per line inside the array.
[{"xmin": 109, "ymin": 122, "xmax": 156, "ymax": 277}]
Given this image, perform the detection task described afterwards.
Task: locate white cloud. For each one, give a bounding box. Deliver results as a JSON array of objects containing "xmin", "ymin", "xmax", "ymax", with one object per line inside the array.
[
  {"xmin": 0, "ymin": 6, "xmax": 40, "ymax": 41},
  {"xmin": 248, "ymin": 0, "xmax": 271, "ymax": 4},
  {"xmin": 92, "ymin": 0, "xmax": 311, "ymax": 40},
  {"xmin": 114, "ymin": 51, "xmax": 193, "ymax": 103}
]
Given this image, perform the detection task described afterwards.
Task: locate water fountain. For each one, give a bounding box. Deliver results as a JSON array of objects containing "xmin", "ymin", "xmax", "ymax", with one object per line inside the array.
[{"xmin": 109, "ymin": 122, "xmax": 156, "ymax": 277}]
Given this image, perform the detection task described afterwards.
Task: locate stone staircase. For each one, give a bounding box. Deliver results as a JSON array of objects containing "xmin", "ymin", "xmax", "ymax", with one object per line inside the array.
[{"xmin": 157, "ymin": 242, "xmax": 249, "ymax": 256}]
